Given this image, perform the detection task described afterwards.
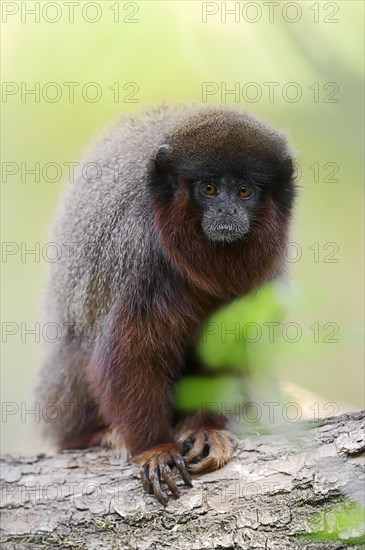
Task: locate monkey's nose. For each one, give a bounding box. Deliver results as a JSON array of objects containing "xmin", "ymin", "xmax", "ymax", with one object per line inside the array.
[{"xmin": 218, "ymin": 208, "xmax": 237, "ymax": 215}]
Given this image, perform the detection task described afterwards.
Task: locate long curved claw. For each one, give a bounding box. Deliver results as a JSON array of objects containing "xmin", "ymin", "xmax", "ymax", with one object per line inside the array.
[{"xmin": 134, "ymin": 443, "xmax": 194, "ymax": 505}]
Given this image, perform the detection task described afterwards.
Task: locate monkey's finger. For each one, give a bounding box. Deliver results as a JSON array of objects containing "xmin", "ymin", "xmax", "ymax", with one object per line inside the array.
[
  {"xmin": 173, "ymin": 455, "xmax": 193, "ymax": 487},
  {"xmin": 140, "ymin": 464, "xmax": 153, "ymax": 495},
  {"xmin": 180, "ymin": 432, "xmax": 195, "ymax": 455},
  {"xmin": 149, "ymin": 467, "xmax": 169, "ymax": 506},
  {"xmin": 159, "ymin": 464, "xmax": 180, "ymax": 499},
  {"xmin": 188, "ymin": 433, "xmax": 235, "ymax": 473},
  {"xmin": 183, "ymin": 430, "xmax": 207, "ymax": 463},
  {"xmin": 187, "ymin": 454, "xmax": 216, "ymax": 474}
]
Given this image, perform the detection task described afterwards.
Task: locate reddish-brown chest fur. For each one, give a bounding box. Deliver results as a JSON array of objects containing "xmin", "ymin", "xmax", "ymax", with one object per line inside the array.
[{"xmin": 154, "ymin": 183, "xmax": 290, "ymax": 318}]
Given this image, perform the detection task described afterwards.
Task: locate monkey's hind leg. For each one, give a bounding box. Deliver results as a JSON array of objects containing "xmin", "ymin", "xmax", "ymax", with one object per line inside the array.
[
  {"xmin": 60, "ymin": 421, "xmax": 109, "ymax": 451},
  {"xmin": 176, "ymin": 411, "xmax": 238, "ymax": 474},
  {"xmin": 36, "ymin": 340, "xmax": 108, "ymax": 452}
]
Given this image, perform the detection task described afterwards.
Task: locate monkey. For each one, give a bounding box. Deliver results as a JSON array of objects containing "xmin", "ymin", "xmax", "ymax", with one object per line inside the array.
[{"xmin": 35, "ymin": 104, "xmax": 296, "ymax": 505}]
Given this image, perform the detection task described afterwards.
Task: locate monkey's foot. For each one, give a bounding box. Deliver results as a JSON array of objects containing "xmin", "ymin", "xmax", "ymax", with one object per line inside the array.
[
  {"xmin": 179, "ymin": 429, "xmax": 237, "ymax": 474},
  {"xmin": 133, "ymin": 443, "xmax": 192, "ymax": 506}
]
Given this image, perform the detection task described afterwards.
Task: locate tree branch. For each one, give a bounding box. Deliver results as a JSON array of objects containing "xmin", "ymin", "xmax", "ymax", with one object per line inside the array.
[{"xmin": 1, "ymin": 411, "xmax": 364, "ymax": 549}]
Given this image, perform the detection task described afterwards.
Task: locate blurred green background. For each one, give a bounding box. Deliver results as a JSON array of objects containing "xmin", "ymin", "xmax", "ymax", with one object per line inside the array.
[{"xmin": 1, "ymin": 0, "xmax": 364, "ymax": 453}]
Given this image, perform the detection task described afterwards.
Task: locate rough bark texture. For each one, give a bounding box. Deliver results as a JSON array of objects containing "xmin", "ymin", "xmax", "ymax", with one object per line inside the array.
[{"xmin": 1, "ymin": 411, "xmax": 364, "ymax": 550}]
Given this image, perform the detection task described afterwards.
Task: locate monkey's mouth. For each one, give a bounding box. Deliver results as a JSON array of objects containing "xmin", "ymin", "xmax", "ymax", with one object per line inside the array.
[{"xmin": 204, "ymin": 223, "xmax": 249, "ymax": 243}]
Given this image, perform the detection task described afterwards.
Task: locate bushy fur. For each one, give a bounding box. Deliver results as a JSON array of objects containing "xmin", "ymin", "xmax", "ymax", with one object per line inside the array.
[{"xmin": 35, "ymin": 104, "xmax": 295, "ymax": 459}]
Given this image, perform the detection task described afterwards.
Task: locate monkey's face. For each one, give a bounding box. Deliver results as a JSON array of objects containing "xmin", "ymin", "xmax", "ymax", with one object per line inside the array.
[
  {"xmin": 151, "ymin": 108, "xmax": 296, "ymax": 246},
  {"xmin": 189, "ymin": 175, "xmax": 259, "ymax": 243}
]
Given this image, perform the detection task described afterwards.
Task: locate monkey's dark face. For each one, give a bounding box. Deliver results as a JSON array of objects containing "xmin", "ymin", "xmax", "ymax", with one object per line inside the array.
[
  {"xmin": 189, "ymin": 175, "xmax": 260, "ymax": 243},
  {"xmin": 150, "ymin": 108, "xmax": 296, "ymax": 247}
]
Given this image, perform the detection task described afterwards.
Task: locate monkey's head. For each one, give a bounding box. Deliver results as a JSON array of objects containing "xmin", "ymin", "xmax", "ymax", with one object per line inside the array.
[{"xmin": 150, "ymin": 107, "xmax": 295, "ymax": 246}]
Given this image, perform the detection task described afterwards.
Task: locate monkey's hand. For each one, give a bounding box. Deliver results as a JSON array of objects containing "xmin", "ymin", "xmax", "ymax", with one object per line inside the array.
[
  {"xmin": 133, "ymin": 443, "xmax": 193, "ymax": 506},
  {"xmin": 179, "ymin": 429, "xmax": 238, "ymax": 474}
]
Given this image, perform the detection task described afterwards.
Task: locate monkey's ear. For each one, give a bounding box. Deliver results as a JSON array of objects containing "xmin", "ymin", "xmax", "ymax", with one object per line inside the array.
[
  {"xmin": 278, "ymin": 156, "xmax": 295, "ymax": 183},
  {"xmin": 154, "ymin": 144, "xmax": 172, "ymax": 174}
]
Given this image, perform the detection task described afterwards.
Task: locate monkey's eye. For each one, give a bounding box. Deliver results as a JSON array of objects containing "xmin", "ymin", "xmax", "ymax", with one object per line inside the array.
[
  {"xmin": 201, "ymin": 183, "xmax": 218, "ymax": 197},
  {"xmin": 238, "ymin": 185, "xmax": 253, "ymax": 199}
]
